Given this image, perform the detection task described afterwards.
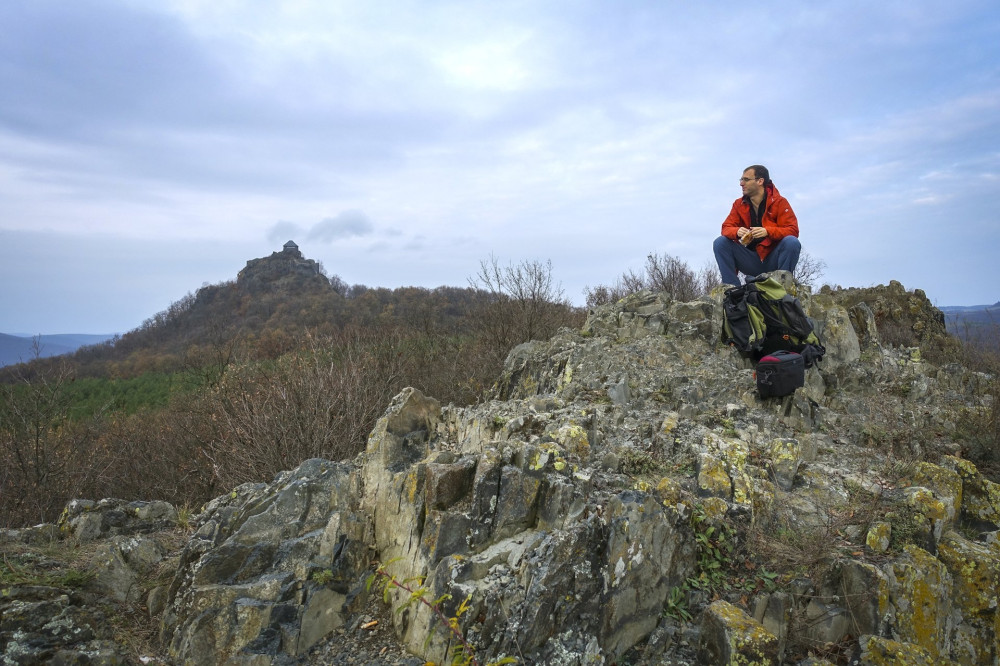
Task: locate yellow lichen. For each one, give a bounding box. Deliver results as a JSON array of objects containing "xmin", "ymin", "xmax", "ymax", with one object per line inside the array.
[
  {"xmin": 860, "ymin": 635, "xmax": 955, "ymax": 665},
  {"xmin": 405, "ymin": 469, "xmax": 421, "ymax": 504},
  {"xmin": 700, "ymin": 497, "xmax": 728, "ymax": 521},
  {"xmin": 866, "ymin": 521, "xmax": 891, "ymax": 553},
  {"xmin": 908, "ymin": 462, "xmax": 962, "ymax": 510},
  {"xmin": 904, "ymin": 487, "xmax": 948, "ymax": 523},
  {"xmin": 557, "ymin": 424, "xmax": 591, "ymax": 460},
  {"xmin": 892, "ymin": 546, "xmax": 949, "ymax": 658},
  {"xmin": 655, "ymin": 477, "xmax": 681, "ymax": 505},
  {"xmin": 556, "ymin": 363, "xmax": 574, "ymax": 393},
  {"xmin": 936, "ymin": 532, "xmax": 999, "ymax": 616},
  {"xmin": 698, "ymin": 455, "xmax": 733, "ymax": 500}
]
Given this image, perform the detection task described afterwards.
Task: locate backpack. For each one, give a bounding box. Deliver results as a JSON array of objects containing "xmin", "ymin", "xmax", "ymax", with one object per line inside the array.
[{"xmin": 721, "ymin": 274, "xmax": 826, "ymax": 367}]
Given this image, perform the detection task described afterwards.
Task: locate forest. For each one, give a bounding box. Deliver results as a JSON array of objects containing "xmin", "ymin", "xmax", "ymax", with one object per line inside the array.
[{"xmin": 1, "ymin": 252, "xmax": 599, "ymax": 527}]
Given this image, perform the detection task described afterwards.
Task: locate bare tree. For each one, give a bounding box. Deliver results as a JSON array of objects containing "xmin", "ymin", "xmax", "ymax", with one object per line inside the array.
[
  {"xmin": 470, "ymin": 255, "xmax": 582, "ymax": 370},
  {"xmin": 697, "ymin": 259, "xmax": 722, "ymax": 294},
  {"xmin": 203, "ymin": 327, "xmax": 409, "ymax": 486},
  {"xmin": 585, "ymin": 252, "xmax": 714, "ymax": 307},
  {"xmin": 0, "ymin": 341, "xmax": 104, "ymax": 526},
  {"xmin": 643, "ymin": 253, "xmax": 701, "ymax": 302},
  {"xmin": 794, "ymin": 251, "xmax": 827, "ymax": 288}
]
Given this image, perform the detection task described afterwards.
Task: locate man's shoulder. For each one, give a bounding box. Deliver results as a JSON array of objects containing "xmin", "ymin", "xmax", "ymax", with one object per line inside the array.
[{"xmin": 767, "ymin": 185, "xmax": 791, "ymax": 203}]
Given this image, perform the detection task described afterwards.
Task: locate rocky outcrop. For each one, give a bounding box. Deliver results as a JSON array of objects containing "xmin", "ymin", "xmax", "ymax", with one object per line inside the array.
[
  {"xmin": 1, "ymin": 500, "xmax": 182, "ymax": 664},
  {"xmin": 236, "ymin": 245, "xmax": 329, "ymax": 294},
  {"xmin": 0, "ymin": 585, "xmax": 133, "ymax": 665},
  {"xmin": 4, "ymin": 273, "xmax": 997, "ymax": 665},
  {"xmin": 159, "ymin": 459, "xmax": 369, "ymax": 663},
  {"xmin": 818, "ymin": 279, "xmax": 960, "ymax": 363},
  {"xmin": 59, "ymin": 498, "xmax": 178, "ymax": 543}
]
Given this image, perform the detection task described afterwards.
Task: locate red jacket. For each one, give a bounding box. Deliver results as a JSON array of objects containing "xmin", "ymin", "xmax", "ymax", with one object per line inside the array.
[{"xmin": 721, "ymin": 184, "xmax": 799, "ymax": 261}]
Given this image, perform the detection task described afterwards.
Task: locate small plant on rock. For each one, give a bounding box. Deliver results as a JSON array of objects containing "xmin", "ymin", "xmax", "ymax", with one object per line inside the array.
[
  {"xmin": 311, "ymin": 568, "xmax": 334, "ymax": 585},
  {"xmin": 619, "ymin": 448, "xmax": 661, "ymax": 476},
  {"xmin": 176, "ymin": 504, "xmax": 195, "ymax": 532},
  {"xmin": 367, "ymin": 559, "xmax": 517, "ymax": 666},
  {"xmin": 662, "ymin": 586, "xmax": 693, "ymax": 623},
  {"xmin": 687, "ymin": 505, "xmax": 736, "ymax": 594}
]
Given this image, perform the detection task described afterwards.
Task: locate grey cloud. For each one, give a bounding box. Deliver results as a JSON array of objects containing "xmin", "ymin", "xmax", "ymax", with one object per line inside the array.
[
  {"xmin": 306, "ymin": 211, "xmax": 375, "ymax": 243},
  {"xmin": 0, "ymin": 1, "xmax": 224, "ymax": 138},
  {"xmin": 268, "ymin": 221, "xmax": 305, "ymax": 244},
  {"xmin": 0, "ymin": 2, "xmax": 456, "ymax": 198}
]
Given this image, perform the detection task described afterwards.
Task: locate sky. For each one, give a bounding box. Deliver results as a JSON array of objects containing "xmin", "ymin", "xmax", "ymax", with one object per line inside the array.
[{"xmin": 1, "ymin": 1, "xmax": 998, "ymax": 335}]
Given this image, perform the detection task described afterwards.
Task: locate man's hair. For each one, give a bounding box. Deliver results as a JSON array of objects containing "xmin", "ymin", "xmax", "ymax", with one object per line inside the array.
[{"xmin": 745, "ymin": 165, "xmax": 771, "ymax": 186}]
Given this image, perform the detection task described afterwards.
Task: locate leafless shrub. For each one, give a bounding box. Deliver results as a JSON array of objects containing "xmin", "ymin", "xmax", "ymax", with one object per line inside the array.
[
  {"xmin": 643, "ymin": 253, "xmax": 701, "ymax": 301},
  {"xmin": 202, "ymin": 327, "xmax": 408, "ymax": 487},
  {"xmin": 469, "ymin": 255, "xmax": 583, "ymax": 372},
  {"xmin": 585, "ymin": 253, "xmax": 718, "ymax": 307},
  {"xmin": 82, "ymin": 402, "xmax": 222, "ymax": 510},
  {"xmin": 697, "ymin": 260, "xmax": 722, "ymax": 294},
  {"xmin": 0, "ymin": 348, "xmax": 107, "ymax": 527},
  {"xmin": 794, "ymin": 251, "xmax": 826, "ymax": 288},
  {"xmin": 1, "ymin": 345, "xmax": 77, "ymax": 518}
]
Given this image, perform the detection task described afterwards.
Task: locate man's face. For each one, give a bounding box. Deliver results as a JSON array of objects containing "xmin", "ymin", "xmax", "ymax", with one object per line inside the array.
[{"xmin": 740, "ymin": 169, "xmax": 763, "ymax": 198}]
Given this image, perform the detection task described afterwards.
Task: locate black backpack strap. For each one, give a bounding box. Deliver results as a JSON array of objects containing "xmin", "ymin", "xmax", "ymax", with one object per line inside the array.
[
  {"xmin": 722, "ymin": 286, "xmax": 753, "ymax": 352},
  {"xmin": 799, "ymin": 343, "xmax": 826, "ymax": 368},
  {"xmin": 777, "ymin": 295, "xmax": 815, "ymax": 340}
]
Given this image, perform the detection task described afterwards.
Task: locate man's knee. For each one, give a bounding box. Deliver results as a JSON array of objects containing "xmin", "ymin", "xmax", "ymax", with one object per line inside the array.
[
  {"xmin": 713, "ymin": 235, "xmax": 732, "ymax": 255},
  {"xmin": 774, "ymin": 236, "xmax": 801, "ymax": 272},
  {"xmin": 778, "ymin": 236, "xmax": 801, "ymax": 252}
]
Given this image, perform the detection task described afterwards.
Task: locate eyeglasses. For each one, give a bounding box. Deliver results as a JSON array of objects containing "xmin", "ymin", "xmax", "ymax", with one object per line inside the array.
[{"xmin": 739, "ymin": 176, "xmax": 760, "ymax": 183}]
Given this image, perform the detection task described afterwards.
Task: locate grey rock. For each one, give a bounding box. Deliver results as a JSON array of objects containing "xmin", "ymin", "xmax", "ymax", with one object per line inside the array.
[
  {"xmin": 0, "ymin": 586, "xmax": 132, "ymax": 665},
  {"xmin": 697, "ymin": 600, "xmax": 778, "ymax": 665},
  {"xmin": 59, "ymin": 498, "xmax": 178, "ymax": 543},
  {"xmin": 92, "ymin": 534, "xmax": 164, "ymax": 603}
]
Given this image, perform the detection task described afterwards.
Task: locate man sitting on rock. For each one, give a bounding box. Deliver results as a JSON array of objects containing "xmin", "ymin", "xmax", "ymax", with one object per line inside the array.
[{"xmin": 713, "ymin": 164, "xmax": 801, "ymax": 286}]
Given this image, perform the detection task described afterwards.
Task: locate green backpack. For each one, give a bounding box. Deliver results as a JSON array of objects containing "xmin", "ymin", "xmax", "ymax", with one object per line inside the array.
[{"xmin": 721, "ymin": 275, "xmax": 826, "ymax": 367}]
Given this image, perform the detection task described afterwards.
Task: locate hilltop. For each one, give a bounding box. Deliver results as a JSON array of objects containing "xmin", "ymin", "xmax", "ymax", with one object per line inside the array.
[
  {"xmin": 2, "ymin": 272, "xmax": 997, "ymax": 665},
  {"xmin": 4, "ymin": 242, "xmax": 495, "ymax": 380},
  {"xmin": 0, "ymin": 245, "xmax": 583, "ymax": 529}
]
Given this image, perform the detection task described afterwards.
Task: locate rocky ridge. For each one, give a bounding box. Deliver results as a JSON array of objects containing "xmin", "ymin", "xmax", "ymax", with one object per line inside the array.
[
  {"xmin": 2, "ymin": 272, "xmax": 997, "ymax": 665},
  {"xmin": 236, "ymin": 244, "xmax": 329, "ymax": 295}
]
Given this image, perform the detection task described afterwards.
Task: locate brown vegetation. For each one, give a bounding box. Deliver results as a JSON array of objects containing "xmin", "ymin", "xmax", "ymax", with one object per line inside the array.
[{"xmin": 1, "ymin": 256, "xmax": 584, "ymax": 528}]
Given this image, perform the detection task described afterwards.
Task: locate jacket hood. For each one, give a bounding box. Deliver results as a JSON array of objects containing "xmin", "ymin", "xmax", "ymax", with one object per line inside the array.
[{"xmin": 742, "ymin": 182, "xmax": 780, "ymax": 205}]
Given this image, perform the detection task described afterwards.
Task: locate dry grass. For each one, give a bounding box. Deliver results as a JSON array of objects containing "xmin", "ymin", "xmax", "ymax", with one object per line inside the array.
[{"xmin": 1, "ymin": 527, "xmax": 189, "ymax": 663}]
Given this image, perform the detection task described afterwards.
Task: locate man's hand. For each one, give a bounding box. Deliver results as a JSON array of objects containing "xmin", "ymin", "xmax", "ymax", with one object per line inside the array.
[{"xmin": 738, "ymin": 227, "xmax": 767, "ymax": 245}]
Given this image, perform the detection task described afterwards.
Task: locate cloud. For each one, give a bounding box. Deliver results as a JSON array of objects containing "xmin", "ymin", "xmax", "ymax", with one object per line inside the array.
[
  {"xmin": 267, "ymin": 211, "xmax": 374, "ymax": 246},
  {"xmin": 267, "ymin": 221, "xmax": 304, "ymax": 244},
  {"xmin": 308, "ymin": 211, "xmax": 375, "ymax": 242}
]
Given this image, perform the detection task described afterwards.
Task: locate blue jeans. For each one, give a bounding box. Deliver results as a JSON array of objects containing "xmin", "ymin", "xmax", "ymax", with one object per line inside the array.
[{"xmin": 713, "ymin": 235, "xmax": 801, "ymax": 286}]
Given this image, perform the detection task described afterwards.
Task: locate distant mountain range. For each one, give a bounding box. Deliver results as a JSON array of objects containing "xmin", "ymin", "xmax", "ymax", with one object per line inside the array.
[
  {"xmin": 0, "ymin": 333, "xmax": 117, "ymax": 368},
  {"xmin": 939, "ymin": 303, "xmax": 999, "ymax": 344}
]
